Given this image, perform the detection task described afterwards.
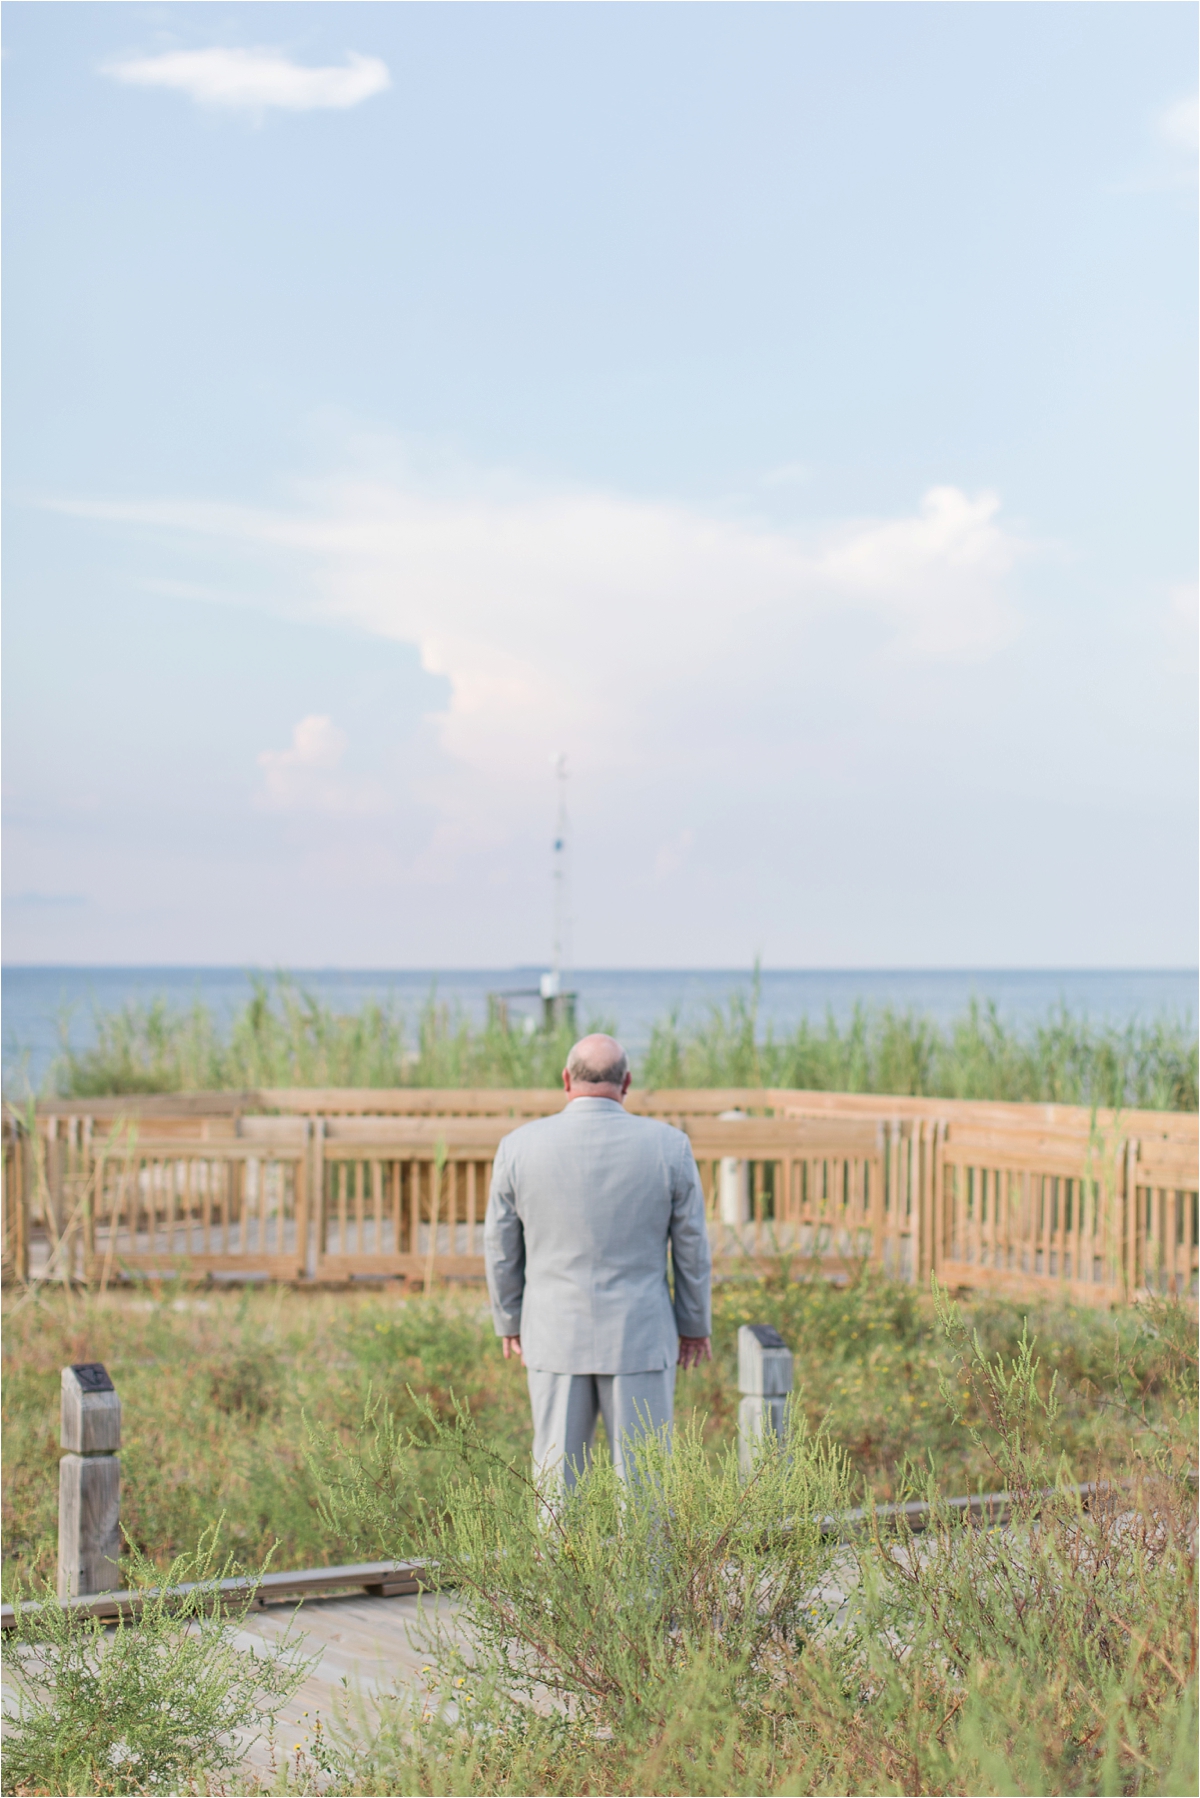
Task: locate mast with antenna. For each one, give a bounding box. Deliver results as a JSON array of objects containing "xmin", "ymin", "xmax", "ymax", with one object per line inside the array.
[{"xmin": 542, "ymin": 751, "xmax": 574, "ymax": 1029}]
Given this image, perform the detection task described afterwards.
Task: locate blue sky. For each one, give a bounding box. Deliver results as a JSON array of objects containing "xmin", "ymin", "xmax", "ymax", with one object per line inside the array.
[{"xmin": 2, "ymin": 1, "xmax": 1196, "ymax": 969}]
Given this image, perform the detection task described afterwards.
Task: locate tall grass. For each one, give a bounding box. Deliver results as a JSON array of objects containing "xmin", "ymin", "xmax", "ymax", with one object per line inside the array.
[
  {"xmin": 306, "ymin": 1291, "xmax": 1198, "ymax": 1797},
  {"xmin": 45, "ymin": 980, "xmax": 584, "ymax": 1098},
  {"xmin": 642, "ymin": 989, "xmax": 1199, "ymax": 1110},
  {"xmin": 1, "ymin": 1277, "xmax": 1180, "ymax": 1599},
  {"xmin": 3, "ymin": 1282, "xmax": 1192, "ymax": 1794},
  {"xmin": 36, "ymin": 978, "xmax": 1200, "ymax": 1108}
]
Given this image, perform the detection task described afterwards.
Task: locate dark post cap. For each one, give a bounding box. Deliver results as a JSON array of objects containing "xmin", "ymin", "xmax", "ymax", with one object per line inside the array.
[
  {"xmin": 69, "ymin": 1363, "xmax": 115, "ymax": 1393},
  {"xmin": 747, "ymin": 1324, "xmax": 787, "ymax": 1350}
]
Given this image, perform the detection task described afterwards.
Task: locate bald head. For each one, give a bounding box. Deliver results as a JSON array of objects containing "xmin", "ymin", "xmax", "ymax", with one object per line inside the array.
[{"xmin": 563, "ymin": 1033, "xmax": 630, "ymax": 1099}]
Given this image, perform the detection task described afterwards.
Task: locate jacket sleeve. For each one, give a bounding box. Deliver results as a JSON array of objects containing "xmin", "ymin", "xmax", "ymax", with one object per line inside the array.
[
  {"xmin": 668, "ymin": 1136, "xmax": 712, "ymax": 1339},
  {"xmin": 483, "ymin": 1142, "xmax": 526, "ymax": 1337}
]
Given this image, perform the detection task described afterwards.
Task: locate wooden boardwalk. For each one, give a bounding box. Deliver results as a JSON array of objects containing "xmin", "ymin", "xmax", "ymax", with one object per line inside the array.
[{"xmin": 231, "ymin": 1588, "xmax": 459, "ymax": 1776}]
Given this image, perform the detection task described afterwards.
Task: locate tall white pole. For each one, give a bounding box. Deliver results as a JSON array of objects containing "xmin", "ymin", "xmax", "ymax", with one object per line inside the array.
[{"xmin": 551, "ymin": 752, "xmax": 569, "ymax": 991}]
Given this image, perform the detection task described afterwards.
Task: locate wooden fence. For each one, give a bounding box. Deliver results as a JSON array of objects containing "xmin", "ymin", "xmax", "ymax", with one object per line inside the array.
[{"xmin": 4, "ymin": 1090, "xmax": 1196, "ymax": 1304}]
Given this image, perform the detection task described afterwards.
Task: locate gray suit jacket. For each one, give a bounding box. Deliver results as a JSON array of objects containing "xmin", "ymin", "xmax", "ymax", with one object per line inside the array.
[{"xmin": 484, "ymin": 1097, "xmax": 712, "ymax": 1374}]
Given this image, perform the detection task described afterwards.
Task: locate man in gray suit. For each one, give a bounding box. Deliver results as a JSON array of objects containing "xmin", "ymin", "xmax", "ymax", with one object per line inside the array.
[{"xmin": 484, "ymin": 1033, "xmax": 712, "ymax": 1489}]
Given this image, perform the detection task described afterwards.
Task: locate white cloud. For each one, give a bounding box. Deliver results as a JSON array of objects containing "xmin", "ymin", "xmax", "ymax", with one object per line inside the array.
[
  {"xmin": 102, "ymin": 47, "xmax": 390, "ymax": 113},
  {"xmin": 653, "ymin": 829, "xmax": 695, "ymax": 883},
  {"xmin": 257, "ymin": 714, "xmax": 387, "ymax": 814},
  {"xmin": 1166, "ymin": 582, "xmax": 1198, "ymax": 658},
  {"xmin": 814, "ymin": 486, "xmax": 1016, "ymax": 659},
  {"xmin": 1158, "ymin": 95, "xmax": 1199, "ymax": 156},
  {"xmin": 43, "ymin": 458, "xmax": 1027, "ymax": 858}
]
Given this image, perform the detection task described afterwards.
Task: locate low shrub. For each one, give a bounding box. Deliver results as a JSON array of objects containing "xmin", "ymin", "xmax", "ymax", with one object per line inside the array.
[
  {"xmin": 2, "ymin": 1279, "xmax": 1182, "ymax": 1597},
  {"xmin": 300, "ymin": 1292, "xmax": 1199, "ymax": 1797},
  {"xmin": 2, "ymin": 1533, "xmax": 306, "ymax": 1797}
]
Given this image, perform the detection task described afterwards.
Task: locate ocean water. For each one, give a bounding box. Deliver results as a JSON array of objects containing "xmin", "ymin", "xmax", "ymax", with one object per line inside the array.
[{"xmin": 2, "ymin": 965, "xmax": 1195, "ymax": 1093}]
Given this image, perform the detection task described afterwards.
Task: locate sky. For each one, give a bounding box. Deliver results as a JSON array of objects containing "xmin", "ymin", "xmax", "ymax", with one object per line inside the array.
[{"xmin": 2, "ymin": 0, "xmax": 1196, "ymax": 972}]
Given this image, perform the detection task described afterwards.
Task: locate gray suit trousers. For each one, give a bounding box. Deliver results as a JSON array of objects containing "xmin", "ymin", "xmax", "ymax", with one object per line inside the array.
[{"xmin": 527, "ymin": 1366, "xmax": 676, "ymax": 1490}]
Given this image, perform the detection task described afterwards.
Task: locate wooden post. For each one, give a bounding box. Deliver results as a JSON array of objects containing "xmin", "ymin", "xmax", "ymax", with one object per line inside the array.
[
  {"xmin": 3, "ymin": 1129, "xmax": 31, "ymax": 1284},
  {"xmin": 309, "ymin": 1120, "xmax": 324, "ymax": 1279},
  {"xmin": 58, "ymin": 1363, "xmax": 121, "ymax": 1601},
  {"xmin": 737, "ymin": 1324, "xmax": 793, "ymax": 1479},
  {"xmin": 931, "ymin": 1121, "xmax": 947, "ymax": 1282}
]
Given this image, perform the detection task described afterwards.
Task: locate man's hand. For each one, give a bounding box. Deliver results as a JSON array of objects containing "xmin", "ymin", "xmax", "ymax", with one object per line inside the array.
[
  {"xmin": 502, "ymin": 1336, "xmax": 524, "ymax": 1363},
  {"xmin": 678, "ymin": 1336, "xmax": 712, "ymax": 1370}
]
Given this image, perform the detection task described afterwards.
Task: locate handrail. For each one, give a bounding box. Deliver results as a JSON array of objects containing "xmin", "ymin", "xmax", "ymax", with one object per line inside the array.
[{"xmin": 4, "ymin": 1094, "xmax": 1196, "ymax": 1302}]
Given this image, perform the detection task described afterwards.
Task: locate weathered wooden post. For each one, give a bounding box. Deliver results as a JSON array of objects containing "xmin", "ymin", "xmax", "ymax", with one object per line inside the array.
[
  {"xmin": 737, "ymin": 1324, "xmax": 793, "ymax": 1479},
  {"xmin": 58, "ymin": 1363, "xmax": 121, "ymax": 1601}
]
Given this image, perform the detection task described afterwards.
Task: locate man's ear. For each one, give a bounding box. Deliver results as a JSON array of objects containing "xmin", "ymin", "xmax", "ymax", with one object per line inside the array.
[
  {"xmin": 621, "ymin": 1071, "xmax": 632, "ymax": 1096},
  {"xmin": 562, "ymin": 1069, "xmax": 572, "ymax": 1094}
]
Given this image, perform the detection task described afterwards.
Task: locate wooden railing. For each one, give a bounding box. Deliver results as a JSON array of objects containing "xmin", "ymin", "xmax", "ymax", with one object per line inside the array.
[{"xmin": 4, "ymin": 1091, "xmax": 1196, "ymax": 1304}]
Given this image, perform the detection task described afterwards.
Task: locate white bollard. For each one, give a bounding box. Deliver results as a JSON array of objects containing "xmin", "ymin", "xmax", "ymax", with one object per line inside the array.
[
  {"xmin": 58, "ymin": 1363, "xmax": 121, "ymax": 1601},
  {"xmin": 737, "ymin": 1324, "xmax": 793, "ymax": 1479},
  {"xmin": 718, "ymin": 1110, "xmax": 750, "ymax": 1226}
]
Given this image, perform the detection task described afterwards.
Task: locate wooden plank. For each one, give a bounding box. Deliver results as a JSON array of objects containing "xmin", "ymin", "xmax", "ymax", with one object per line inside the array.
[
  {"xmin": 238, "ymin": 1116, "xmax": 309, "ymax": 1144},
  {"xmin": 951, "ymin": 1142, "xmax": 1124, "ymax": 1183},
  {"xmin": 199, "ymin": 1155, "xmax": 212, "ymax": 1256},
  {"xmin": 0, "ymin": 1560, "xmax": 428, "ymax": 1630},
  {"xmin": 311, "ymin": 1121, "xmax": 325, "ymax": 1278},
  {"xmin": 99, "ymin": 1253, "xmax": 307, "ymax": 1281},
  {"xmin": 685, "ymin": 1118, "xmax": 880, "ymax": 1156},
  {"xmin": 294, "ymin": 1148, "xmax": 309, "ymax": 1280},
  {"xmin": 27, "ymin": 1094, "xmax": 254, "ymax": 1120},
  {"xmin": 316, "ymin": 1252, "xmax": 486, "ymax": 1282},
  {"xmin": 942, "ymin": 1124, "xmax": 1134, "ymax": 1177},
  {"xmin": 261, "ymin": 1088, "xmax": 566, "ymax": 1118},
  {"xmin": 236, "ymin": 1157, "xmax": 247, "ymax": 1256},
  {"xmin": 938, "ymin": 1257, "xmax": 1123, "ymax": 1306},
  {"xmin": 931, "ymin": 1123, "xmax": 946, "ymax": 1278},
  {"xmin": 467, "ymin": 1161, "xmax": 478, "ymax": 1256},
  {"xmin": 1132, "ymin": 1149, "xmax": 1199, "ymax": 1189},
  {"xmin": 354, "ymin": 1160, "xmax": 366, "ymax": 1256},
  {"xmin": 409, "ymin": 1159, "xmax": 420, "ymax": 1261},
  {"xmin": 391, "ymin": 1159, "xmax": 404, "ymax": 1256},
  {"xmin": 323, "ymin": 1117, "xmax": 515, "ymax": 1151},
  {"xmin": 24, "ymin": 1090, "xmax": 1198, "ymax": 1158},
  {"xmin": 768, "ymin": 1089, "xmax": 1198, "ymax": 1144},
  {"xmin": 165, "ymin": 1156, "xmax": 178, "ymax": 1259}
]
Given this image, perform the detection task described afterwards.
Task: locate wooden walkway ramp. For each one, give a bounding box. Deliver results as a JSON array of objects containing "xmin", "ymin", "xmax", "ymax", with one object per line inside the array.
[{"xmin": 231, "ymin": 1588, "xmax": 456, "ymax": 1776}]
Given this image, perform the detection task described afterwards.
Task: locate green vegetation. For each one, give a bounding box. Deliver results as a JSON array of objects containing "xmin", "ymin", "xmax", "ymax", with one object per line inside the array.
[
  {"xmin": 1, "ymin": 1533, "xmax": 305, "ymax": 1797},
  {"xmin": 1, "ymin": 1274, "xmax": 1184, "ymax": 1597},
  {"xmin": 43, "ymin": 981, "xmax": 584, "ymax": 1098},
  {"xmin": 642, "ymin": 988, "xmax": 1198, "ymax": 1110},
  {"xmin": 2, "ymin": 1278, "xmax": 1193, "ymax": 1794},
  {"xmin": 304, "ymin": 1291, "xmax": 1196, "ymax": 1798},
  {"xmin": 35, "ymin": 977, "xmax": 1200, "ymax": 1108},
  {"xmin": 2, "ymin": 1284, "xmax": 526, "ymax": 1597}
]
